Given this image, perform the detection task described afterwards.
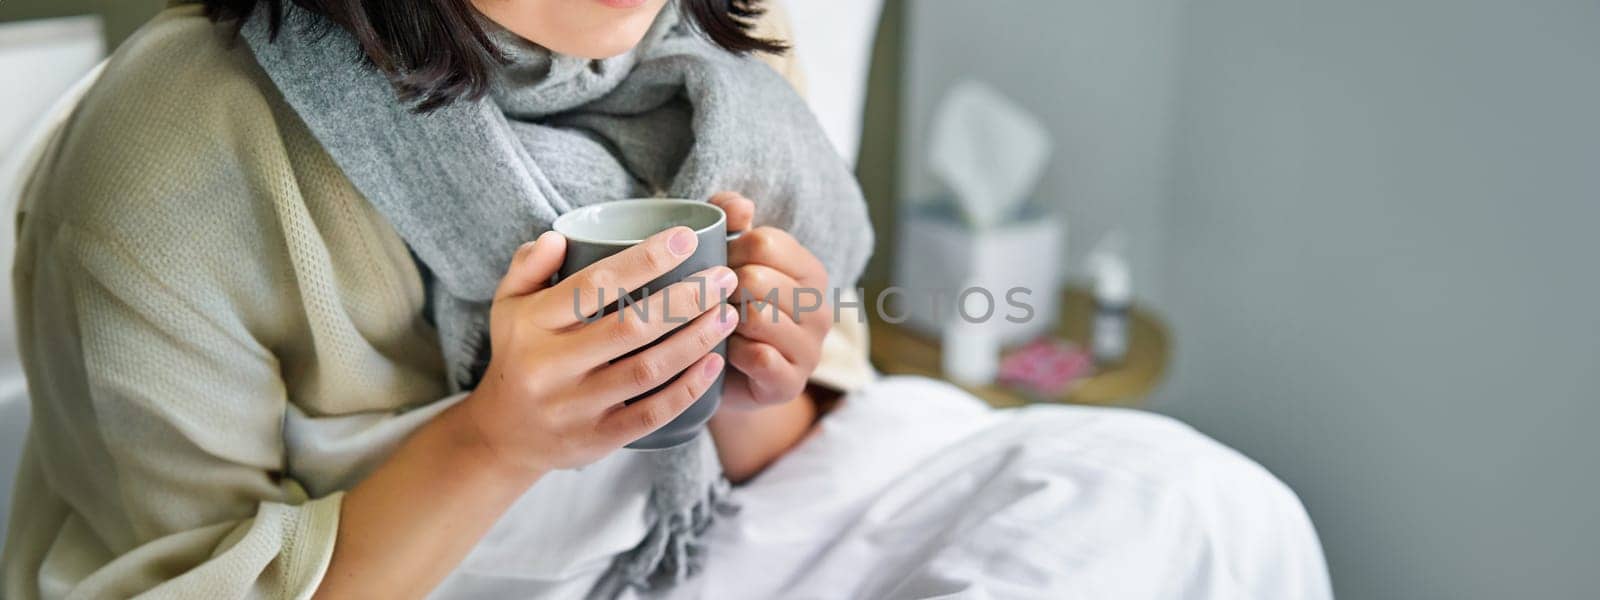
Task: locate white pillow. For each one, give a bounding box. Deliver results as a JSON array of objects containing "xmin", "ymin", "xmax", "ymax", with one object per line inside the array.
[
  {"xmin": 0, "ymin": 15, "xmax": 106, "ymax": 543},
  {"xmin": 0, "ymin": 16, "xmax": 105, "ymax": 388},
  {"xmin": 782, "ymin": 0, "xmax": 885, "ymax": 167}
]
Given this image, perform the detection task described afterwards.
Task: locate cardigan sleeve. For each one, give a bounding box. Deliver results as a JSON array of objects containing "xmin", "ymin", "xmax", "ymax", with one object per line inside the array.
[
  {"xmin": 2, "ymin": 8, "xmax": 351, "ymax": 598},
  {"xmin": 4, "ymin": 214, "xmax": 342, "ymax": 600}
]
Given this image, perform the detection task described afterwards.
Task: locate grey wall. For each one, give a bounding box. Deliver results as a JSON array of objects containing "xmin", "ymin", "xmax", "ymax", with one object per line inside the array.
[
  {"xmin": 900, "ymin": 0, "xmax": 1184, "ymax": 302},
  {"xmin": 1156, "ymin": 0, "xmax": 1600, "ymax": 598},
  {"xmin": 902, "ymin": 0, "xmax": 1600, "ymax": 596}
]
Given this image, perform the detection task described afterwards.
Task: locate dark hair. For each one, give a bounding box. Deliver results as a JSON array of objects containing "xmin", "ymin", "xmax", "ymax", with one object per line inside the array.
[{"xmin": 204, "ymin": 0, "xmax": 785, "ymax": 111}]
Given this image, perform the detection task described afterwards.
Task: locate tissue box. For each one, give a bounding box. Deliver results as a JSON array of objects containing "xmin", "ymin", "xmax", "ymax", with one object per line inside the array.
[{"xmin": 891, "ymin": 207, "xmax": 1061, "ymax": 345}]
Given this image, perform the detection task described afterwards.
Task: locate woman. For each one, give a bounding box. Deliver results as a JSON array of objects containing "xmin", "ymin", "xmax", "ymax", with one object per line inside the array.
[{"xmin": 3, "ymin": 0, "xmax": 1331, "ymax": 598}]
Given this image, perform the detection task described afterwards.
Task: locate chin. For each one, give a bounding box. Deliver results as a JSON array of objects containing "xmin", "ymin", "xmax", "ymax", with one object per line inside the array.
[
  {"xmin": 478, "ymin": 0, "xmax": 669, "ymax": 60},
  {"xmin": 563, "ymin": 25, "xmax": 653, "ymax": 59}
]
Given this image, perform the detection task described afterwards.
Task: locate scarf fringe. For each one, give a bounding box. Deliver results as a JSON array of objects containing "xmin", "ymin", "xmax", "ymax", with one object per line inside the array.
[{"xmin": 587, "ymin": 444, "xmax": 740, "ymax": 599}]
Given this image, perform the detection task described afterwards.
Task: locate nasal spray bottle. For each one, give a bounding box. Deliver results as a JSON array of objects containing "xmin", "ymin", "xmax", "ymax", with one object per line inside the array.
[
  {"xmin": 943, "ymin": 278, "xmax": 1002, "ymax": 387},
  {"xmin": 1087, "ymin": 232, "xmax": 1131, "ymax": 367}
]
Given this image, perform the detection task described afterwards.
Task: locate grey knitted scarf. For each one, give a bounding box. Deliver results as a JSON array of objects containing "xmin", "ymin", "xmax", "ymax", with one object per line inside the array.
[{"xmin": 240, "ymin": 1, "xmax": 869, "ymax": 596}]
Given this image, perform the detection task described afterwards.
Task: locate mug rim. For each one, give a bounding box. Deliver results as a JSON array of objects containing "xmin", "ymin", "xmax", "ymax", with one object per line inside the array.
[{"xmin": 552, "ymin": 198, "xmax": 727, "ymax": 246}]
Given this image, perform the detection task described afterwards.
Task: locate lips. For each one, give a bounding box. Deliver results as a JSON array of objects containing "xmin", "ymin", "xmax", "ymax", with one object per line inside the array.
[{"xmin": 595, "ymin": 0, "xmax": 649, "ymax": 8}]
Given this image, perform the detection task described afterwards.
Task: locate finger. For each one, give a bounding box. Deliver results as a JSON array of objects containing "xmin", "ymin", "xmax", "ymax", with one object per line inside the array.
[
  {"xmin": 720, "ymin": 369, "xmax": 760, "ymax": 410},
  {"xmin": 596, "ymin": 353, "xmax": 724, "ymax": 447},
  {"xmin": 731, "ymin": 265, "xmax": 799, "ymax": 321},
  {"xmin": 569, "ymin": 266, "xmax": 738, "ymax": 366},
  {"xmin": 496, "ymin": 231, "xmax": 566, "ymax": 300},
  {"xmin": 726, "ymin": 337, "xmax": 804, "ymax": 406},
  {"xmin": 730, "ymin": 265, "xmax": 830, "ymax": 335},
  {"xmin": 708, "ymin": 192, "xmax": 755, "ymax": 233},
  {"xmin": 733, "ymin": 306, "xmax": 821, "ymax": 369},
  {"xmin": 582, "ymin": 303, "xmax": 739, "ymax": 408},
  {"xmin": 728, "ymin": 227, "xmax": 828, "ymax": 290},
  {"xmin": 528, "ymin": 226, "xmax": 699, "ymax": 329}
]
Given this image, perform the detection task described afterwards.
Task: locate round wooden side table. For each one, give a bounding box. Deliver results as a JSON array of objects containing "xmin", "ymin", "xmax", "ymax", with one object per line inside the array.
[{"xmin": 866, "ymin": 287, "xmax": 1170, "ymax": 408}]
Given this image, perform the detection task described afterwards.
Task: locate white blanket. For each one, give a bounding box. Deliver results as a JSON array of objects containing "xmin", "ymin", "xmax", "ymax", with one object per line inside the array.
[
  {"xmin": 687, "ymin": 377, "xmax": 1329, "ymax": 599},
  {"xmin": 438, "ymin": 377, "xmax": 1332, "ymax": 599}
]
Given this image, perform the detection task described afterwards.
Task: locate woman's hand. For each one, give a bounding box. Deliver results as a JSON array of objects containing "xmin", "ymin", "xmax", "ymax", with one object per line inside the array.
[
  {"xmin": 708, "ymin": 192, "xmax": 833, "ymax": 411},
  {"xmin": 462, "ymin": 227, "xmax": 739, "ymax": 474},
  {"xmin": 317, "ymin": 228, "xmax": 736, "ymax": 599}
]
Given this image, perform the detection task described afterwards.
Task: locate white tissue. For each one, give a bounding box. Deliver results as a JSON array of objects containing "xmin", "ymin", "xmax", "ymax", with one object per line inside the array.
[{"xmin": 929, "ymin": 80, "xmax": 1053, "ymax": 229}]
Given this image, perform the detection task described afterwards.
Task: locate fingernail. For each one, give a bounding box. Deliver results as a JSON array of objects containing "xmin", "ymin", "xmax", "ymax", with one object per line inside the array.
[
  {"xmin": 669, "ymin": 228, "xmax": 697, "ymax": 256},
  {"xmin": 702, "ymin": 354, "xmax": 725, "ymax": 377},
  {"xmin": 718, "ymin": 304, "xmax": 739, "ymax": 330},
  {"xmin": 521, "ymin": 232, "xmax": 556, "ymax": 256}
]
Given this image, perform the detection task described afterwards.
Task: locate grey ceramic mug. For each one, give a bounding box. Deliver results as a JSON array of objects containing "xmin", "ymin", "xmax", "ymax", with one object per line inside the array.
[{"xmin": 552, "ymin": 199, "xmax": 735, "ymax": 450}]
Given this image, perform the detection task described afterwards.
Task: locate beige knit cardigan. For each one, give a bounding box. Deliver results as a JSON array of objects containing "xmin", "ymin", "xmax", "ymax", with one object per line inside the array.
[{"xmin": 1, "ymin": 5, "xmax": 870, "ymax": 598}]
